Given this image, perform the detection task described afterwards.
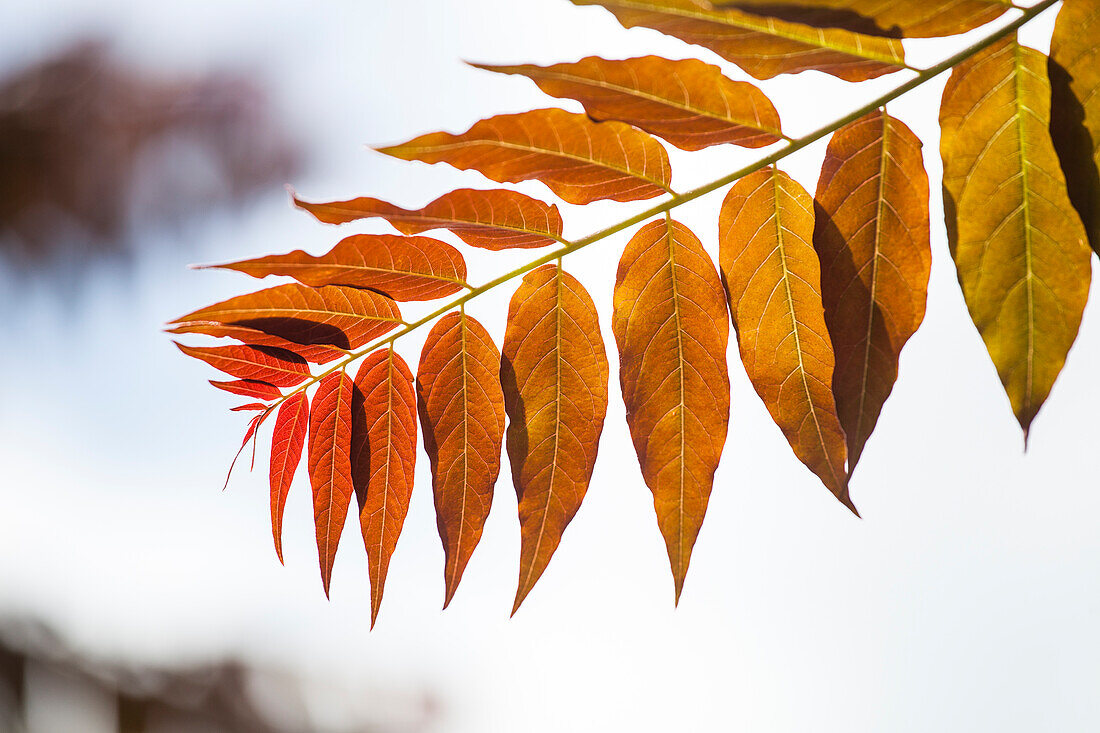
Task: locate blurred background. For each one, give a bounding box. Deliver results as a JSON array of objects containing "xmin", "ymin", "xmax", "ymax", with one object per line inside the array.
[{"xmin": 0, "ymin": 1, "xmax": 1097, "ymax": 731}]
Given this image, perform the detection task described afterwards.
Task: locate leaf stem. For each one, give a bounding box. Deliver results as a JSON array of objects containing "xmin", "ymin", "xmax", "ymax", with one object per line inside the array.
[{"xmin": 264, "ymin": 0, "xmax": 1060, "ymax": 407}]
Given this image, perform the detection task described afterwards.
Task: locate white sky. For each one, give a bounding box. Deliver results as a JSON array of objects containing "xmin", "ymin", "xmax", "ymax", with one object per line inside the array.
[{"xmin": 1, "ymin": 1, "xmax": 1098, "ymax": 732}]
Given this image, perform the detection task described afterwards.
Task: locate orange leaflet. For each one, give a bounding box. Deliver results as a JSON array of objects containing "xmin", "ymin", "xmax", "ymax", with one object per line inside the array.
[
  {"xmin": 417, "ymin": 312, "xmax": 506, "ymax": 607},
  {"xmin": 205, "ymin": 234, "xmax": 468, "ymax": 302},
  {"xmin": 169, "ymin": 322, "xmax": 347, "ymax": 364},
  {"xmin": 351, "ymin": 348, "xmax": 417, "ymax": 628},
  {"xmin": 612, "ymin": 217, "xmax": 730, "ymax": 603},
  {"xmin": 170, "ymin": 283, "xmax": 403, "ymax": 352},
  {"xmin": 175, "ymin": 342, "xmax": 310, "ymax": 387},
  {"xmin": 294, "ymin": 188, "xmax": 564, "ymax": 250},
  {"xmin": 569, "ymin": 0, "xmax": 906, "ymax": 82},
  {"xmin": 719, "ymin": 167, "xmax": 852, "ymax": 511},
  {"xmin": 209, "ymin": 379, "xmax": 282, "ymax": 401},
  {"xmin": 814, "ymin": 110, "xmax": 930, "ymax": 475},
  {"xmin": 713, "ymin": 0, "xmax": 1008, "ymax": 39},
  {"xmin": 940, "ymin": 37, "xmax": 1092, "ymax": 438},
  {"xmin": 307, "ymin": 371, "xmax": 355, "ymax": 597},
  {"xmin": 474, "ymin": 56, "xmax": 784, "ymax": 151},
  {"xmin": 501, "ymin": 265, "xmax": 609, "ymax": 613},
  {"xmin": 378, "ymin": 108, "xmax": 672, "ymax": 205},
  {"xmin": 270, "ymin": 391, "xmax": 309, "ymax": 565}
]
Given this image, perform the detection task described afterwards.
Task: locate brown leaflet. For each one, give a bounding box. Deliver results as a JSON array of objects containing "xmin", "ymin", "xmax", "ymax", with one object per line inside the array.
[
  {"xmin": 204, "ymin": 234, "xmax": 468, "ymax": 302},
  {"xmin": 270, "ymin": 391, "xmax": 309, "ymax": 565},
  {"xmin": 814, "ymin": 110, "xmax": 930, "ymax": 475},
  {"xmin": 377, "ymin": 108, "xmax": 672, "ymax": 205},
  {"xmin": 294, "ymin": 188, "xmax": 564, "ymax": 250},
  {"xmin": 713, "ymin": 0, "xmax": 1009, "ymax": 39},
  {"xmin": 168, "ymin": 322, "xmax": 348, "ymax": 364},
  {"xmin": 1050, "ymin": 0, "xmax": 1100, "ymax": 256},
  {"xmin": 473, "ymin": 56, "xmax": 784, "ymax": 151},
  {"xmin": 612, "ymin": 217, "xmax": 729, "ymax": 603},
  {"xmin": 210, "ymin": 379, "xmax": 283, "ymax": 401},
  {"xmin": 719, "ymin": 167, "xmax": 852, "ymax": 510},
  {"xmin": 351, "ymin": 348, "xmax": 417, "ymax": 628},
  {"xmin": 569, "ymin": 0, "xmax": 906, "ymax": 82},
  {"xmin": 175, "ymin": 342, "xmax": 310, "ymax": 387},
  {"xmin": 417, "ymin": 312, "xmax": 506, "ymax": 607},
  {"xmin": 307, "ymin": 371, "xmax": 355, "ymax": 597},
  {"xmin": 502, "ymin": 264, "xmax": 609, "ymax": 613},
  {"xmin": 170, "ymin": 283, "xmax": 403, "ymax": 352},
  {"xmin": 940, "ymin": 37, "xmax": 1092, "ymax": 438}
]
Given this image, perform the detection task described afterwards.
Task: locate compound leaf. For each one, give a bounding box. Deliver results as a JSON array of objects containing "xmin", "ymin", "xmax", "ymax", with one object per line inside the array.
[
  {"xmin": 570, "ymin": 0, "xmax": 905, "ymax": 82},
  {"xmin": 378, "ymin": 108, "xmax": 672, "ymax": 205},
  {"xmin": 502, "ymin": 264, "xmax": 609, "ymax": 613},
  {"xmin": 294, "ymin": 188, "xmax": 564, "ymax": 250},
  {"xmin": 940, "ymin": 37, "xmax": 1092, "ymax": 437},
  {"xmin": 204, "ymin": 234, "xmax": 468, "ymax": 302},
  {"xmin": 170, "ymin": 283, "xmax": 403, "ymax": 352},
  {"xmin": 814, "ymin": 110, "xmax": 930, "ymax": 475},
  {"xmin": 1050, "ymin": 0, "xmax": 1100, "ymax": 256},
  {"xmin": 307, "ymin": 371, "xmax": 355, "ymax": 598},
  {"xmin": 352, "ymin": 348, "xmax": 418, "ymax": 628},
  {"xmin": 612, "ymin": 217, "xmax": 729, "ymax": 603},
  {"xmin": 417, "ymin": 312, "xmax": 506, "ymax": 607},
  {"xmin": 719, "ymin": 167, "xmax": 851, "ymax": 509},
  {"xmin": 270, "ymin": 391, "xmax": 309, "ymax": 565},
  {"xmin": 474, "ymin": 56, "xmax": 783, "ymax": 151},
  {"xmin": 176, "ymin": 342, "xmax": 310, "ymax": 388}
]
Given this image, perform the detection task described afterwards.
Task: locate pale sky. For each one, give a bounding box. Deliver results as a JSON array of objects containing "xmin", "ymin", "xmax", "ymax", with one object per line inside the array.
[{"xmin": 1, "ymin": 2, "xmax": 1097, "ymax": 732}]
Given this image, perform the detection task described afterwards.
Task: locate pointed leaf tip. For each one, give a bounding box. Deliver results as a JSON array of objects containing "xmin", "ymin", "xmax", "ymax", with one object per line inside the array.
[
  {"xmin": 613, "ymin": 218, "xmax": 730, "ymax": 601},
  {"xmin": 307, "ymin": 372, "xmax": 355, "ymax": 598},
  {"xmin": 352, "ymin": 348, "xmax": 417, "ymax": 628},
  {"xmin": 940, "ymin": 37, "xmax": 1091, "ymax": 437},
  {"xmin": 813, "ymin": 110, "xmax": 930, "ymax": 476},
  {"xmin": 270, "ymin": 391, "xmax": 309, "ymax": 566},
  {"xmin": 720, "ymin": 167, "xmax": 850, "ymax": 505},
  {"xmin": 503, "ymin": 265, "xmax": 609, "ymax": 614},
  {"xmin": 418, "ymin": 312, "xmax": 505, "ymax": 608}
]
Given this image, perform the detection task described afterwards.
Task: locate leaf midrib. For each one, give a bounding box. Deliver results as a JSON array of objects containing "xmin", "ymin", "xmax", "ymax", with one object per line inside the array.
[{"xmin": 1012, "ymin": 41, "xmax": 1035, "ymax": 425}]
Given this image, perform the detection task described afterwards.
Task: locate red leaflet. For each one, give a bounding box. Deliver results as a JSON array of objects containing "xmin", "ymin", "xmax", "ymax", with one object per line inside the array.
[
  {"xmin": 294, "ymin": 188, "xmax": 564, "ymax": 250},
  {"xmin": 169, "ymin": 323, "xmax": 347, "ymax": 364},
  {"xmin": 270, "ymin": 391, "xmax": 309, "ymax": 565},
  {"xmin": 175, "ymin": 342, "xmax": 310, "ymax": 387},
  {"xmin": 224, "ymin": 412, "xmax": 265, "ymax": 491},
  {"xmin": 307, "ymin": 371, "xmax": 355, "ymax": 597},
  {"xmin": 352, "ymin": 348, "xmax": 417, "ymax": 628},
  {"xmin": 231, "ymin": 403, "xmax": 268, "ymax": 412},
  {"xmin": 210, "ymin": 379, "xmax": 282, "ymax": 400}
]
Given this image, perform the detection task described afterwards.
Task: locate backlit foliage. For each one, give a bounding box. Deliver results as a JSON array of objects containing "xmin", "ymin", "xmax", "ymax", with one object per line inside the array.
[{"xmin": 173, "ymin": 0, "xmax": 1098, "ymax": 624}]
